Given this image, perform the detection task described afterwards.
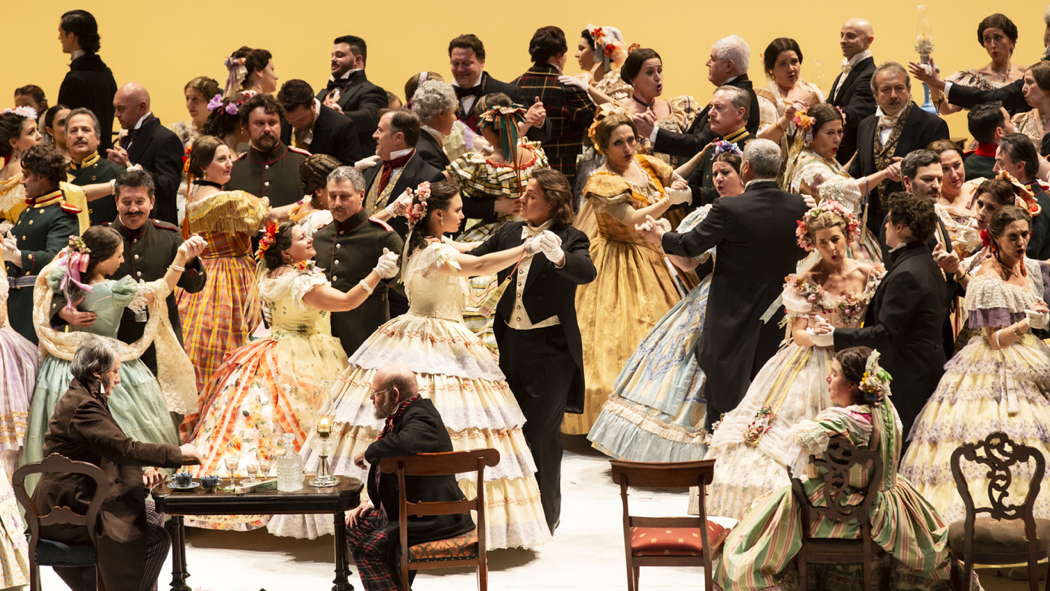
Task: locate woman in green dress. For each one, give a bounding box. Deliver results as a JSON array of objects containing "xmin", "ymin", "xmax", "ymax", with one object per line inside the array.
[{"xmin": 714, "ymin": 347, "xmax": 951, "ymax": 590}]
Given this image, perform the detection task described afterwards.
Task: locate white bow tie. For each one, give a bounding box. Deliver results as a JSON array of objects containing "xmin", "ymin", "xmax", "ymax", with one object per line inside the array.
[{"xmin": 522, "ymin": 225, "xmax": 545, "ymax": 240}]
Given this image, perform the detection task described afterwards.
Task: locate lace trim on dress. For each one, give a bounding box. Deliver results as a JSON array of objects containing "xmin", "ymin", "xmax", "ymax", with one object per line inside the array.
[
  {"xmin": 257, "ymin": 268, "xmax": 331, "ymax": 306},
  {"xmin": 964, "ymin": 273, "xmax": 1040, "ymax": 320},
  {"xmin": 411, "ymin": 240, "xmax": 462, "ymax": 277},
  {"xmin": 185, "ymin": 190, "xmax": 269, "ymax": 234}
]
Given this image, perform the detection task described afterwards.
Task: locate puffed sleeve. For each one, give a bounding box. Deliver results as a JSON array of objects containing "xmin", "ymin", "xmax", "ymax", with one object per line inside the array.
[
  {"xmin": 290, "ymin": 269, "xmax": 329, "ymax": 305},
  {"xmin": 413, "ymin": 241, "xmax": 462, "ymax": 276},
  {"xmin": 964, "ymin": 274, "xmax": 1029, "ymax": 329},
  {"xmin": 781, "ymin": 274, "xmax": 815, "ymax": 320},
  {"xmin": 110, "ymin": 275, "xmax": 143, "ymax": 308}
]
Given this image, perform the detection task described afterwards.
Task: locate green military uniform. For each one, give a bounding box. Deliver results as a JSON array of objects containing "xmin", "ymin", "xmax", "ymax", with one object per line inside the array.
[
  {"xmin": 312, "ymin": 210, "xmax": 403, "ymax": 355},
  {"xmin": 110, "ymin": 217, "xmax": 207, "ymax": 373},
  {"xmin": 68, "ymin": 151, "xmax": 124, "ymax": 225},
  {"xmin": 6, "ymin": 188, "xmax": 81, "ymax": 343},
  {"xmin": 226, "ymin": 142, "xmax": 308, "ymax": 208}
]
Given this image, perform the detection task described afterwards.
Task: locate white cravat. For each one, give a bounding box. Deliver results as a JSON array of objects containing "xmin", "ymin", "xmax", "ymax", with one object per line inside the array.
[
  {"xmin": 830, "ymin": 50, "xmax": 872, "ymax": 101},
  {"xmin": 507, "ymin": 222, "xmax": 560, "ymax": 330},
  {"xmin": 874, "ymin": 106, "xmax": 904, "ymax": 146}
]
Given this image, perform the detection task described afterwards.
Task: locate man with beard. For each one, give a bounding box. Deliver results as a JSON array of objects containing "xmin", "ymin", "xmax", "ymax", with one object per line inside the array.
[
  {"xmin": 345, "ymin": 365, "xmax": 473, "ymax": 591},
  {"xmin": 849, "ymin": 62, "xmax": 948, "ymax": 237},
  {"xmin": 317, "ymin": 35, "xmax": 387, "ymax": 154},
  {"xmin": 65, "ymin": 107, "xmax": 123, "ymax": 224},
  {"xmin": 312, "ymin": 166, "xmax": 403, "ymax": 355},
  {"xmin": 227, "ymin": 93, "xmax": 307, "ymax": 208},
  {"xmin": 105, "ymin": 83, "xmax": 183, "ymax": 224}
]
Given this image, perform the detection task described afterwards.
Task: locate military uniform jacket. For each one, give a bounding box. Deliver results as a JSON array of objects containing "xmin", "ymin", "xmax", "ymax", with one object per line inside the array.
[
  {"xmin": 68, "ymin": 151, "xmax": 123, "ymax": 225},
  {"xmin": 312, "ymin": 210, "xmax": 403, "ymax": 355},
  {"xmin": 6, "ymin": 188, "xmax": 81, "ymax": 342},
  {"xmin": 111, "ymin": 217, "xmax": 207, "ymax": 373},
  {"xmin": 227, "ymin": 142, "xmax": 307, "ymax": 208}
]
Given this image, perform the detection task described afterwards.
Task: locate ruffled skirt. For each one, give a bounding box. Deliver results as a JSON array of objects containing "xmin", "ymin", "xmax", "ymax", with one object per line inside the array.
[
  {"xmin": 266, "ymin": 312, "xmax": 550, "ymax": 549},
  {"xmin": 23, "ymin": 355, "xmax": 179, "ymax": 467},
  {"xmin": 0, "ymin": 326, "xmax": 37, "ymax": 452},
  {"xmin": 186, "ymin": 332, "xmax": 348, "ymax": 531},
  {"xmin": 900, "ymin": 334, "xmax": 1050, "ymax": 523},
  {"xmin": 564, "ymin": 235, "xmax": 681, "ymax": 434},
  {"xmin": 704, "ymin": 344, "xmax": 832, "ymax": 519},
  {"xmin": 587, "ymin": 277, "xmax": 709, "ymax": 462},
  {"xmin": 0, "ymin": 472, "xmax": 28, "ymax": 590}
]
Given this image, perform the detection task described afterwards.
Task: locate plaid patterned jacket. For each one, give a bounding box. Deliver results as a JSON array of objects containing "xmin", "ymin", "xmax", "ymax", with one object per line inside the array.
[{"xmin": 513, "ymin": 63, "xmax": 595, "ymax": 183}]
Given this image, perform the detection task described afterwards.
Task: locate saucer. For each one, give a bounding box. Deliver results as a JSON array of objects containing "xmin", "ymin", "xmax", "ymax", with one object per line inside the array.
[{"xmin": 168, "ymin": 481, "xmax": 201, "ymax": 491}]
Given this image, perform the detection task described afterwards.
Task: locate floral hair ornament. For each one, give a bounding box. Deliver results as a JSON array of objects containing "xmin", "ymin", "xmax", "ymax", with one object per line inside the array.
[
  {"xmin": 206, "ymin": 94, "xmax": 224, "ymax": 112},
  {"xmin": 2, "ymin": 106, "xmax": 38, "ymax": 120},
  {"xmin": 585, "ymin": 25, "xmax": 625, "ymax": 68},
  {"xmin": 996, "ymin": 170, "xmax": 1040, "ymax": 216},
  {"xmin": 478, "ymin": 104, "xmax": 527, "ymax": 163},
  {"xmin": 182, "ymin": 145, "xmax": 192, "ymax": 175},
  {"xmin": 792, "ymin": 108, "xmax": 817, "ymax": 145},
  {"xmin": 795, "ymin": 199, "xmax": 860, "ymax": 251},
  {"xmin": 859, "ymin": 349, "xmax": 893, "ymax": 404},
  {"xmin": 405, "ymin": 181, "xmax": 433, "ymax": 229},
  {"xmin": 712, "ymin": 140, "xmax": 743, "ymax": 158},
  {"xmin": 60, "ymin": 235, "xmax": 93, "ymax": 312},
  {"xmin": 255, "ymin": 220, "xmax": 279, "ymax": 259}
]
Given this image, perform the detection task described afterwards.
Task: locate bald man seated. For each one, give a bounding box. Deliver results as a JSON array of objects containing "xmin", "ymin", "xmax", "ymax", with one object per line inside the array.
[
  {"xmin": 827, "ymin": 17, "xmax": 877, "ymax": 164},
  {"xmin": 106, "ymin": 82, "xmax": 184, "ymax": 224},
  {"xmin": 345, "ymin": 366, "xmax": 474, "ymax": 591}
]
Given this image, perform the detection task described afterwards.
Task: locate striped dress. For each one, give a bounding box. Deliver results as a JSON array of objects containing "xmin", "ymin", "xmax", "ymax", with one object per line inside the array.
[
  {"xmin": 177, "ymin": 190, "xmax": 267, "ymax": 431},
  {"xmin": 714, "ymin": 400, "xmax": 951, "ymax": 590}
]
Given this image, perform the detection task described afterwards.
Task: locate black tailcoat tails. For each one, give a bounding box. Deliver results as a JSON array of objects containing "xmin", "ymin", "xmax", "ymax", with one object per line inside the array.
[
  {"xmin": 833, "ymin": 242, "xmax": 947, "ymax": 436},
  {"xmin": 660, "ymin": 180, "xmax": 807, "ymax": 427},
  {"xmin": 469, "ymin": 221, "xmax": 596, "ymax": 532}
]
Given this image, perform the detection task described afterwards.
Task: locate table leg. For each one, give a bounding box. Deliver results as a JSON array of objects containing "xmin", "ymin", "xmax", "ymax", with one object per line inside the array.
[
  {"xmin": 167, "ymin": 515, "xmax": 192, "ymax": 591},
  {"xmin": 332, "ymin": 511, "xmax": 354, "ymax": 591}
]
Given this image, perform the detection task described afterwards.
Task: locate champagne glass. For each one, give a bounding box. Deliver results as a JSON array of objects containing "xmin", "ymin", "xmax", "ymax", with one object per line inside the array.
[
  {"xmin": 258, "ymin": 453, "xmax": 273, "ymax": 479},
  {"xmin": 244, "ymin": 459, "xmax": 260, "ymax": 486},
  {"xmin": 224, "ymin": 453, "xmax": 239, "ymax": 483}
]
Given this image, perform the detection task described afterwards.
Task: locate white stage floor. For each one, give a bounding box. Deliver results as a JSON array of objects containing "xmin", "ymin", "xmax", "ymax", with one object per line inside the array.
[{"xmin": 39, "ymin": 436, "xmax": 1030, "ymax": 591}]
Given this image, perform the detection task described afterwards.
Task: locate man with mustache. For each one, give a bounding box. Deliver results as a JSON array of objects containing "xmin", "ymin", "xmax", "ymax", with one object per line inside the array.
[
  {"xmin": 106, "ymin": 82, "xmax": 183, "ymax": 225},
  {"xmin": 316, "ymin": 35, "xmax": 388, "ymax": 154},
  {"xmin": 57, "ymin": 169, "xmax": 207, "ymax": 375},
  {"xmin": 849, "ymin": 62, "xmax": 948, "ymax": 237},
  {"xmin": 65, "ymin": 107, "xmax": 123, "ymax": 224},
  {"xmin": 227, "ymin": 93, "xmax": 307, "ymax": 208}
]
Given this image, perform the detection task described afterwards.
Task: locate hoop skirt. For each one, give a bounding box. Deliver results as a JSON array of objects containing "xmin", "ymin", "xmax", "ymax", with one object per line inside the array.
[{"xmin": 267, "ymin": 240, "xmax": 550, "ymax": 549}]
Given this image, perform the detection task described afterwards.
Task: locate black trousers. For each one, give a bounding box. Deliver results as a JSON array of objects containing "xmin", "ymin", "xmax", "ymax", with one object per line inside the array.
[{"xmin": 498, "ymin": 323, "xmax": 573, "ymax": 533}]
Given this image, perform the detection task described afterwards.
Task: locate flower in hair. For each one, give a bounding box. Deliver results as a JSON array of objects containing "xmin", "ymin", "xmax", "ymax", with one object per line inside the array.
[
  {"xmin": 712, "ymin": 141, "xmax": 743, "ymax": 158},
  {"xmin": 224, "ymin": 102, "xmax": 239, "ymax": 116},
  {"xmin": 793, "ymin": 109, "xmax": 815, "ymax": 130},
  {"xmin": 795, "ymin": 199, "xmax": 860, "ymax": 251},
  {"xmin": 206, "ymin": 94, "xmax": 224, "ymax": 112},
  {"xmin": 182, "ymin": 146, "xmax": 192, "ymax": 175},
  {"xmin": 858, "ymin": 350, "xmax": 893, "ymax": 404},
  {"xmin": 67, "ymin": 235, "xmax": 90, "ymax": 255},
  {"xmin": 979, "ymin": 228, "xmax": 992, "ymax": 249},
  {"xmin": 604, "ymin": 43, "xmax": 617, "ymax": 57},
  {"xmin": 995, "ymin": 170, "xmax": 1040, "ymax": 216},
  {"xmin": 255, "ymin": 221, "xmax": 279, "ymax": 259},
  {"xmin": 404, "ymin": 182, "xmax": 433, "ymax": 229},
  {"xmin": 2, "ymin": 106, "xmax": 38, "ymax": 120}
]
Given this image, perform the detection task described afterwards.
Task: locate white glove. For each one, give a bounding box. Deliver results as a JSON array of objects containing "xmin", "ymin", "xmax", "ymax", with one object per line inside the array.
[
  {"xmin": 372, "ymin": 248, "xmax": 399, "ymax": 279},
  {"xmin": 538, "ymin": 231, "xmax": 565, "ymax": 265},
  {"xmin": 385, "ymin": 189, "xmax": 414, "ymax": 217},
  {"xmin": 523, "ymin": 235, "xmax": 543, "ymax": 255},
  {"xmin": 354, "ymin": 155, "xmax": 382, "ymax": 171},
  {"xmin": 557, "ymin": 75, "xmax": 589, "ymax": 91},
  {"xmin": 809, "ymin": 329, "xmax": 834, "ymax": 347},
  {"xmin": 1026, "ymin": 309, "xmax": 1050, "ymax": 330},
  {"xmin": 666, "ymin": 187, "xmax": 692, "ymax": 206}
]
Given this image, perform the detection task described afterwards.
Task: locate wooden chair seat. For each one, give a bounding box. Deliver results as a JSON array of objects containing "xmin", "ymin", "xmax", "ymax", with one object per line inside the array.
[
  {"xmin": 408, "ymin": 528, "xmax": 479, "ymax": 562},
  {"xmin": 36, "ymin": 538, "xmax": 97, "ymax": 567},
  {"xmin": 948, "ymin": 518, "xmax": 1050, "ymax": 564},
  {"xmin": 629, "ymin": 522, "xmax": 728, "ymax": 557}
]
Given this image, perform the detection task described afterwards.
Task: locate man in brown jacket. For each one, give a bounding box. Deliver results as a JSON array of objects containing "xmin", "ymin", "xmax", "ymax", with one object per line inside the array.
[{"xmin": 33, "ymin": 337, "xmax": 199, "ymax": 591}]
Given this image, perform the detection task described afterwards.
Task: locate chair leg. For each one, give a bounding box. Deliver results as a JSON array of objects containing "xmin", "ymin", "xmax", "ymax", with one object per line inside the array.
[
  {"xmin": 625, "ymin": 556, "xmax": 636, "ymax": 591},
  {"xmin": 961, "ymin": 559, "xmax": 973, "ymax": 591},
  {"xmin": 633, "ymin": 566, "xmax": 640, "ymax": 590},
  {"xmin": 1029, "ymin": 556, "xmax": 1040, "ymax": 591},
  {"xmin": 797, "ymin": 555, "xmax": 808, "ymax": 591},
  {"xmin": 478, "ymin": 553, "xmax": 488, "ymax": 591}
]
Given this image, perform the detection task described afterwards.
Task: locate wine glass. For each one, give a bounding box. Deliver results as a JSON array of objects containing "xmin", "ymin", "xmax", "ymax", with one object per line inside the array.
[
  {"xmin": 223, "ymin": 453, "xmax": 239, "ymax": 483},
  {"xmin": 258, "ymin": 454, "xmax": 273, "ymax": 479},
  {"xmin": 244, "ymin": 459, "xmax": 260, "ymax": 486}
]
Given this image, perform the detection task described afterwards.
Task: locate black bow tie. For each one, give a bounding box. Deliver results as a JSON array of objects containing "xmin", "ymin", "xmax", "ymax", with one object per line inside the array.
[
  {"xmin": 326, "ymin": 77, "xmax": 352, "ymax": 91},
  {"xmin": 454, "ymin": 85, "xmax": 483, "ymax": 100}
]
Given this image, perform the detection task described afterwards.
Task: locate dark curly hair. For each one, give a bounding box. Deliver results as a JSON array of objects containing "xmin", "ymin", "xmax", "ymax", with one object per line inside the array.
[
  {"xmin": 884, "ymin": 191, "xmax": 937, "ymax": 244},
  {"xmin": 262, "ymin": 222, "xmax": 298, "ymax": 271},
  {"xmin": 0, "ymin": 112, "xmax": 31, "ymax": 160},
  {"xmin": 531, "ymin": 168, "xmax": 574, "ymax": 226},
  {"xmin": 407, "ymin": 180, "xmax": 460, "ymax": 256},
  {"xmin": 977, "ymin": 13, "xmax": 1018, "ymax": 46},
  {"xmin": 834, "ymin": 346, "xmax": 875, "ymax": 404},
  {"xmin": 201, "ymin": 99, "xmax": 241, "ymax": 139},
  {"xmin": 975, "ymin": 178, "xmax": 1021, "ymax": 208},
  {"xmin": 528, "ymin": 26, "xmax": 567, "ymax": 64},
  {"xmin": 300, "ymin": 154, "xmax": 341, "ymax": 199},
  {"xmin": 620, "ymin": 48, "xmax": 661, "ymax": 84},
  {"xmin": 21, "ymin": 144, "xmax": 67, "ymax": 185},
  {"xmin": 239, "ymin": 93, "xmax": 285, "ymax": 127}
]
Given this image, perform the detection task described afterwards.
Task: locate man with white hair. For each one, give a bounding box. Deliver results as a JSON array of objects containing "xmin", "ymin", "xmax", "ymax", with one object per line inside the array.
[
  {"xmin": 634, "ymin": 34, "xmax": 759, "ymax": 162},
  {"xmin": 638, "ymin": 139, "xmax": 807, "ymax": 427}
]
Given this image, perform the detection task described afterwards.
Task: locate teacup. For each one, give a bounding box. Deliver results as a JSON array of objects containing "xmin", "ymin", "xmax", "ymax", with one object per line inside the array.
[
  {"xmin": 200, "ymin": 475, "xmax": 220, "ymax": 491},
  {"xmin": 172, "ymin": 472, "xmax": 193, "ymax": 488}
]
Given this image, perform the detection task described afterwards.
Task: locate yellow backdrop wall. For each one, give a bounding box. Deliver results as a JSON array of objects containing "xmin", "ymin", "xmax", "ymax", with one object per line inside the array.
[{"xmin": 2, "ymin": 1, "xmax": 1046, "ymax": 139}]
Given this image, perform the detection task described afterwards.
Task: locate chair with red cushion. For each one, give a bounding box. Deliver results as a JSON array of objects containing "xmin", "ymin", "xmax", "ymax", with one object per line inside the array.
[
  {"xmin": 610, "ymin": 459, "xmax": 726, "ymax": 591},
  {"xmin": 379, "ymin": 448, "xmax": 499, "ymax": 591}
]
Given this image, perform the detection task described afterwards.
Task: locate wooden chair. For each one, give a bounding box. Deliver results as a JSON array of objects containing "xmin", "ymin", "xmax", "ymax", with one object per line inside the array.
[
  {"xmin": 11, "ymin": 453, "xmax": 111, "ymax": 591},
  {"xmin": 788, "ymin": 430, "xmax": 890, "ymax": 591},
  {"xmin": 609, "ymin": 459, "xmax": 728, "ymax": 591},
  {"xmin": 379, "ymin": 448, "xmax": 499, "ymax": 591},
  {"xmin": 950, "ymin": 431, "xmax": 1050, "ymax": 591}
]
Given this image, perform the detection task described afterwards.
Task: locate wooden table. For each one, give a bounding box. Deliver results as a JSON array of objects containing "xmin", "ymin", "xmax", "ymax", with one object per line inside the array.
[{"xmin": 152, "ymin": 476, "xmax": 363, "ymax": 591}]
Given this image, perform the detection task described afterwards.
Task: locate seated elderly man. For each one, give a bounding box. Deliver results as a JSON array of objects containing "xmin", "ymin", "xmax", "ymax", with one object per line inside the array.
[
  {"xmin": 346, "ymin": 366, "xmax": 474, "ymax": 591},
  {"xmin": 33, "ymin": 337, "xmax": 199, "ymax": 591}
]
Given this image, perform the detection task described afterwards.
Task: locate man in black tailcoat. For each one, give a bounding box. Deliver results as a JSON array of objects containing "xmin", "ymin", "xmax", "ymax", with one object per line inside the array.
[
  {"xmin": 57, "ymin": 10, "xmax": 117, "ymax": 150},
  {"xmin": 827, "ymin": 18, "xmax": 878, "ymax": 165},
  {"xmin": 639, "ymin": 139, "xmax": 806, "ymax": 428},
  {"xmin": 317, "ymin": 35, "xmax": 388, "ymax": 154},
  {"xmin": 279, "ymin": 79, "xmax": 364, "ymax": 165},
  {"xmin": 469, "ymin": 169, "xmax": 596, "ymax": 533}
]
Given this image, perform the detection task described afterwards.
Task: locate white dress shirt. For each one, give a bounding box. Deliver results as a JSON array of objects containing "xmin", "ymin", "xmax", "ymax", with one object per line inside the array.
[{"xmin": 507, "ymin": 222, "xmax": 560, "ymax": 330}]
